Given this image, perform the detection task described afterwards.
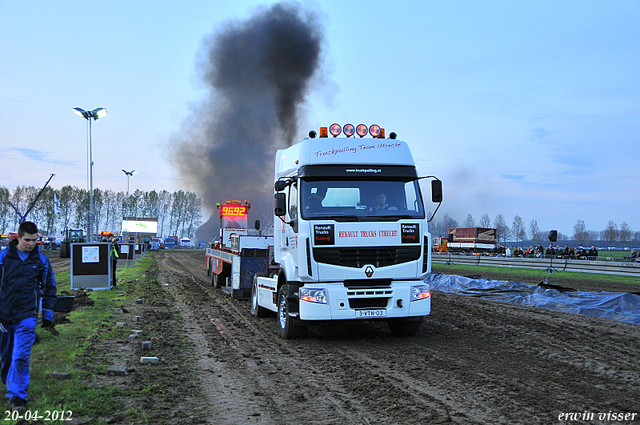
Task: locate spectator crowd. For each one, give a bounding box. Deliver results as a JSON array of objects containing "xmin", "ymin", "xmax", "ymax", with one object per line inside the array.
[{"xmin": 494, "ymin": 243, "xmax": 603, "ymax": 260}]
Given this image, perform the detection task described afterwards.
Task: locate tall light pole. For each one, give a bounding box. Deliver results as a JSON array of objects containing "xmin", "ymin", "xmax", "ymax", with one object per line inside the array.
[
  {"xmin": 74, "ymin": 107, "xmax": 108, "ymax": 242},
  {"xmin": 121, "ymin": 169, "xmax": 137, "ymax": 197},
  {"xmin": 121, "ymin": 169, "xmax": 136, "ymax": 242},
  {"xmin": 121, "ymin": 169, "xmax": 137, "ymax": 219}
]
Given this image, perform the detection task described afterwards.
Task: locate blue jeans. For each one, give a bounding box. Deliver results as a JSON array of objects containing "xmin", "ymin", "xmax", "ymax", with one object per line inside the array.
[{"xmin": 0, "ymin": 317, "xmax": 37, "ymax": 402}]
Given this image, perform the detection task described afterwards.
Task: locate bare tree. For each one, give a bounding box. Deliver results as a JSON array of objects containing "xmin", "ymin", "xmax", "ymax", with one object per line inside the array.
[
  {"xmin": 0, "ymin": 187, "xmax": 10, "ymax": 233},
  {"xmin": 433, "ymin": 213, "xmax": 459, "ymax": 237},
  {"xmin": 479, "ymin": 213, "xmax": 491, "ymax": 228},
  {"xmin": 603, "ymin": 221, "xmax": 619, "ymax": 246},
  {"xmin": 619, "ymin": 222, "xmax": 632, "ymax": 247},
  {"xmin": 572, "ymin": 220, "xmax": 588, "ymax": 244},
  {"xmin": 493, "ymin": 214, "xmax": 509, "ymax": 243},
  {"xmin": 184, "ymin": 192, "xmax": 203, "ymax": 238},
  {"xmin": 512, "ymin": 215, "xmax": 526, "ymax": 246},
  {"xmin": 463, "ymin": 214, "xmax": 475, "ymax": 227},
  {"xmin": 529, "ymin": 219, "xmax": 542, "ymax": 241}
]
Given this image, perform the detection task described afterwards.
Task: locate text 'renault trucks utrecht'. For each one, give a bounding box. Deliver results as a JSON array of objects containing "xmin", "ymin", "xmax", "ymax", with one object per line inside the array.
[{"xmin": 249, "ymin": 123, "xmax": 443, "ymax": 338}]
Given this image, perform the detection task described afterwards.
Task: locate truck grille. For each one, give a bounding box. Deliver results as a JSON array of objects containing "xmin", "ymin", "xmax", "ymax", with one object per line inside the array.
[{"xmin": 313, "ymin": 246, "xmax": 421, "ymax": 268}]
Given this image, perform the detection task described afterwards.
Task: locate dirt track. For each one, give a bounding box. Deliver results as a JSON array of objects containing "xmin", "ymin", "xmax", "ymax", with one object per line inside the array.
[{"xmin": 53, "ymin": 250, "xmax": 640, "ymax": 424}]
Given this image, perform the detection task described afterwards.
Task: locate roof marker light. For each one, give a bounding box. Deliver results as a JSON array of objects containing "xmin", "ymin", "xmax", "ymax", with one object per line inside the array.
[
  {"xmin": 389, "ymin": 132, "xmax": 397, "ymax": 139},
  {"xmin": 343, "ymin": 124, "xmax": 355, "ymax": 137},
  {"xmin": 329, "ymin": 123, "xmax": 342, "ymax": 137},
  {"xmin": 309, "ymin": 130, "xmax": 317, "ymax": 138},
  {"xmin": 356, "ymin": 124, "xmax": 368, "ymax": 138},
  {"xmin": 319, "ymin": 127, "xmax": 328, "ymax": 138},
  {"xmin": 369, "ymin": 124, "xmax": 381, "ymax": 138}
]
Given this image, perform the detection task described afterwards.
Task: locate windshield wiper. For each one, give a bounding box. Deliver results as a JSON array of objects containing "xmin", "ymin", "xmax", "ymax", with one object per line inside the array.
[{"xmin": 333, "ymin": 215, "xmax": 361, "ymax": 222}]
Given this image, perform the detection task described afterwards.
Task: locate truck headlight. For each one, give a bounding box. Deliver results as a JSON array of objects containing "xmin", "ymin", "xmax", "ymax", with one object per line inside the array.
[
  {"xmin": 299, "ymin": 288, "xmax": 327, "ymax": 304},
  {"xmin": 411, "ymin": 285, "xmax": 431, "ymax": 302}
]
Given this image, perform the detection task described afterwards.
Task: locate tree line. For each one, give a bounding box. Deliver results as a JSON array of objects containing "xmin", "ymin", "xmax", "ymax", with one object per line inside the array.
[
  {"xmin": 0, "ymin": 185, "xmax": 203, "ymax": 240},
  {"xmin": 429, "ymin": 212, "xmax": 640, "ymax": 247}
]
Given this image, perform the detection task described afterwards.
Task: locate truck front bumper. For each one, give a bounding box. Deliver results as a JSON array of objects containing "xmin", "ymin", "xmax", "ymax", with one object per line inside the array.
[{"xmin": 297, "ymin": 281, "xmax": 431, "ymax": 321}]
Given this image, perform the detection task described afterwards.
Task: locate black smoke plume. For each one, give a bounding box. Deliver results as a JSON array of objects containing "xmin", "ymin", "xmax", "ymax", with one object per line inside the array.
[{"xmin": 171, "ymin": 2, "xmax": 324, "ymax": 241}]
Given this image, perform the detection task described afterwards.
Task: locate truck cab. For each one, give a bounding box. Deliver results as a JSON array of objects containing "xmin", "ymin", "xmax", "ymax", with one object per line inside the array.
[{"xmin": 252, "ymin": 124, "xmax": 442, "ymax": 338}]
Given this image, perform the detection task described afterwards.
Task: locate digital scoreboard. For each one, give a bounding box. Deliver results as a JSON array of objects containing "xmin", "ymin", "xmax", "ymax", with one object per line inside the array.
[{"xmin": 220, "ymin": 205, "xmax": 248, "ymax": 217}]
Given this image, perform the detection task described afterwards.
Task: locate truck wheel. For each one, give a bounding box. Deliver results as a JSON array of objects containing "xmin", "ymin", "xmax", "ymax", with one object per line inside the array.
[
  {"xmin": 60, "ymin": 243, "xmax": 68, "ymax": 258},
  {"xmin": 213, "ymin": 272, "xmax": 222, "ymax": 288},
  {"xmin": 277, "ymin": 286, "xmax": 306, "ymax": 339},
  {"xmin": 210, "ymin": 270, "xmax": 216, "ymax": 287},
  {"xmin": 251, "ymin": 274, "xmax": 270, "ymax": 318},
  {"xmin": 388, "ymin": 317, "xmax": 423, "ymax": 337}
]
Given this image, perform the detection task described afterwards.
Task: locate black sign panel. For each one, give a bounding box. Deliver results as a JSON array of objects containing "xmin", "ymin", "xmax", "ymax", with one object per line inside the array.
[
  {"xmin": 401, "ymin": 223, "xmax": 419, "ymax": 244},
  {"xmin": 314, "ymin": 224, "xmax": 335, "ymax": 245}
]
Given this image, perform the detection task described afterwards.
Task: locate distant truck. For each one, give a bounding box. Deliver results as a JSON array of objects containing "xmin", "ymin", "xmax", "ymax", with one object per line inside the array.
[
  {"xmin": 150, "ymin": 237, "xmax": 162, "ymax": 251},
  {"xmin": 164, "ymin": 237, "xmax": 177, "ymax": 250},
  {"xmin": 60, "ymin": 228, "xmax": 86, "ymax": 258},
  {"xmin": 205, "ymin": 200, "xmax": 275, "ymax": 298},
  {"xmin": 445, "ymin": 227, "xmax": 497, "ymax": 254}
]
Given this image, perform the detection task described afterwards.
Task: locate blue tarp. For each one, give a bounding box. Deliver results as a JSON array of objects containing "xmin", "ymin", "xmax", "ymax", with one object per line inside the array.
[{"xmin": 424, "ymin": 273, "xmax": 640, "ymax": 326}]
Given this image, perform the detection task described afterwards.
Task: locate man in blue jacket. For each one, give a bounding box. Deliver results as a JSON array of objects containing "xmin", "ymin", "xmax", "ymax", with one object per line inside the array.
[{"xmin": 0, "ymin": 221, "xmax": 57, "ymax": 412}]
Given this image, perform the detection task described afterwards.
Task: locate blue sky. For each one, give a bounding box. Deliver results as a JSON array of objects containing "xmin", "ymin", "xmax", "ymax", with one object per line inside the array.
[{"xmin": 1, "ymin": 1, "xmax": 639, "ymax": 237}]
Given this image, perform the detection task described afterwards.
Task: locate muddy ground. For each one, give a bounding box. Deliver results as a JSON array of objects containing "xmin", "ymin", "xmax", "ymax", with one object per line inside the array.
[{"xmin": 49, "ymin": 251, "xmax": 639, "ymax": 424}]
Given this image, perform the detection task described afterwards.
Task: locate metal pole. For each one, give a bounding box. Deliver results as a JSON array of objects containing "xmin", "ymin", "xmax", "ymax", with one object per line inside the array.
[{"xmin": 89, "ymin": 118, "xmax": 94, "ymax": 243}]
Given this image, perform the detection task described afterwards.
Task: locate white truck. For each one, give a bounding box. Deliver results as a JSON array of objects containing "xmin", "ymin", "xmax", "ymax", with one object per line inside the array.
[{"xmin": 251, "ymin": 123, "xmax": 442, "ymax": 338}]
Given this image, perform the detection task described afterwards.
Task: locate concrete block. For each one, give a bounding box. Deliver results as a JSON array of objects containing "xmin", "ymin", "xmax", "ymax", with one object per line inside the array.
[
  {"xmin": 140, "ymin": 341, "xmax": 151, "ymax": 350},
  {"xmin": 116, "ymin": 322, "xmax": 127, "ymax": 327},
  {"xmin": 140, "ymin": 357, "xmax": 159, "ymax": 364},
  {"xmin": 107, "ymin": 366, "xmax": 128, "ymax": 376}
]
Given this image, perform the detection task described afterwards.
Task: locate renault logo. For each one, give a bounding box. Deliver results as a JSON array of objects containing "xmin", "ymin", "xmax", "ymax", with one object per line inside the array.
[{"xmin": 364, "ymin": 265, "xmax": 374, "ymax": 278}]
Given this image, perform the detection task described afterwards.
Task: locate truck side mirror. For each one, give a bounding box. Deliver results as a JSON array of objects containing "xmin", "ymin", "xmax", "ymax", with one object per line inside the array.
[
  {"xmin": 447, "ymin": 233, "xmax": 454, "ymax": 242},
  {"xmin": 431, "ymin": 180, "xmax": 443, "ymax": 203},
  {"xmin": 274, "ymin": 180, "xmax": 288, "ymax": 192},
  {"xmin": 254, "ymin": 220, "xmax": 261, "ymax": 230},
  {"xmin": 274, "ymin": 193, "xmax": 286, "ymax": 217}
]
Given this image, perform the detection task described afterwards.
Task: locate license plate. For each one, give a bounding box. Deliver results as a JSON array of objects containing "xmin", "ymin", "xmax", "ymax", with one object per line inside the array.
[{"xmin": 356, "ymin": 309, "xmax": 387, "ymax": 318}]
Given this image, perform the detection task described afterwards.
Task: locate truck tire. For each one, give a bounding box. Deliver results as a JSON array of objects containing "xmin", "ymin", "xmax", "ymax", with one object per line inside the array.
[
  {"xmin": 388, "ymin": 317, "xmax": 423, "ymax": 337},
  {"xmin": 277, "ymin": 286, "xmax": 306, "ymax": 339},
  {"xmin": 210, "ymin": 270, "xmax": 216, "ymax": 287},
  {"xmin": 251, "ymin": 274, "xmax": 270, "ymax": 318},
  {"xmin": 60, "ymin": 242, "xmax": 69, "ymax": 258},
  {"xmin": 213, "ymin": 270, "xmax": 223, "ymax": 288}
]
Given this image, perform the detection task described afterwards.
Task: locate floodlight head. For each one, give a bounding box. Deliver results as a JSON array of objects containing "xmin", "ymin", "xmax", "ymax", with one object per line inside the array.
[
  {"xmin": 73, "ymin": 107, "xmax": 90, "ymax": 119},
  {"xmin": 91, "ymin": 107, "xmax": 108, "ymax": 120},
  {"xmin": 122, "ymin": 169, "xmax": 137, "ymax": 176},
  {"xmin": 73, "ymin": 107, "xmax": 107, "ymax": 120}
]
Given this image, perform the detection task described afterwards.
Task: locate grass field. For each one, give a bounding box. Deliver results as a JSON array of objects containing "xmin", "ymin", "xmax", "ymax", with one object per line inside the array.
[{"xmin": 23, "ymin": 256, "xmax": 156, "ymax": 424}]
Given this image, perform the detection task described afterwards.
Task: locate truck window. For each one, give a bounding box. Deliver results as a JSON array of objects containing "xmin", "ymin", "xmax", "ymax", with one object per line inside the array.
[
  {"xmin": 300, "ymin": 179, "xmax": 424, "ymax": 221},
  {"xmin": 288, "ymin": 183, "xmax": 298, "ymax": 218}
]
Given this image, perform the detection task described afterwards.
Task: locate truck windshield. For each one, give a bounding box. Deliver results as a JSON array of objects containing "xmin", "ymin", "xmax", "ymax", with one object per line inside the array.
[{"xmin": 300, "ymin": 179, "xmax": 425, "ymax": 221}]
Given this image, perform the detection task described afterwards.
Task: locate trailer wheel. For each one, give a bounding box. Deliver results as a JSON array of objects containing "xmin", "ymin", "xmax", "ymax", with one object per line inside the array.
[
  {"xmin": 251, "ymin": 274, "xmax": 270, "ymax": 318},
  {"xmin": 60, "ymin": 242, "xmax": 69, "ymax": 258},
  {"xmin": 388, "ymin": 317, "xmax": 423, "ymax": 337},
  {"xmin": 277, "ymin": 286, "xmax": 306, "ymax": 339}
]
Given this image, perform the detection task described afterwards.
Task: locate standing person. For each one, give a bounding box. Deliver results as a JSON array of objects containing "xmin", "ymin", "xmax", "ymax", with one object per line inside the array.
[
  {"xmin": 0, "ymin": 221, "xmax": 57, "ymax": 412},
  {"xmin": 108, "ymin": 235, "xmax": 120, "ymax": 288}
]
